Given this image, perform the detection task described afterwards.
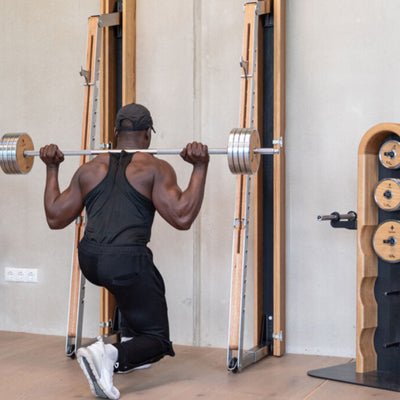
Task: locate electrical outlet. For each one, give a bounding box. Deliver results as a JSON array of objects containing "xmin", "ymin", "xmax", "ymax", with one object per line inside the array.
[{"xmin": 4, "ymin": 267, "xmax": 38, "ymax": 283}]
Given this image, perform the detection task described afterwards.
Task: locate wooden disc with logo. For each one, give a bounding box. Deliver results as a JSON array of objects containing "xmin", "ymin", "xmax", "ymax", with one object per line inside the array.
[
  {"xmin": 379, "ymin": 140, "xmax": 400, "ymax": 169},
  {"xmin": 374, "ymin": 178, "xmax": 400, "ymax": 211},
  {"xmin": 373, "ymin": 220, "xmax": 400, "ymax": 263}
]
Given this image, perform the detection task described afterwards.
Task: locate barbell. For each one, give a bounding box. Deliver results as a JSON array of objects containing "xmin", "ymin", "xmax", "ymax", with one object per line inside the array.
[{"xmin": 0, "ymin": 128, "xmax": 279, "ymax": 176}]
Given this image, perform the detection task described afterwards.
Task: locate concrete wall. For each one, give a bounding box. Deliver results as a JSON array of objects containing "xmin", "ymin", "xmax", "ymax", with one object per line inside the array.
[{"xmin": 1, "ymin": 0, "xmax": 400, "ymax": 358}]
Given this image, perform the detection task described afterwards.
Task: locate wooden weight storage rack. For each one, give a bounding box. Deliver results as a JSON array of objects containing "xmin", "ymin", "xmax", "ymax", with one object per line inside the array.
[{"xmin": 309, "ymin": 123, "xmax": 400, "ymax": 392}]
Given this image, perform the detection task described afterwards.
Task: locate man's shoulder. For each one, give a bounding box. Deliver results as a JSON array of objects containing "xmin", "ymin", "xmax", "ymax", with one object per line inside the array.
[{"xmin": 76, "ymin": 154, "xmax": 109, "ymax": 176}]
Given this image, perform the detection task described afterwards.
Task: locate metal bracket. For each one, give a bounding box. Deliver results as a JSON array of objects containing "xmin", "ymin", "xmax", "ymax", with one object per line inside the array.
[
  {"xmin": 79, "ymin": 67, "xmax": 94, "ymax": 86},
  {"xmin": 240, "ymin": 56, "xmax": 251, "ymax": 78},
  {"xmin": 99, "ymin": 319, "xmax": 113, "ymax": 328},
  {"xmin": 75, "ymin": 215, "xmax": 86, "ymax": 225},
  {"xmin": 243, "ymin": 1, "xmax": 271, "ymax": 16},
  {"xmin": 234, "ymin": 218, "xmax": 247, "ymax": 227},
  {"xmin": 100, "ymin": 142, "xmax": 113, "ymax": 150},
  {"xmin": 273, "ymin": 136, "xmax": 283, "ymax": 148},
  {"xmin": 98, "ymin": 12, "xmax": 121, "ymax": 29},
  {"xmin": 273, "ymin": 331, "xmax": 283, "ymax": 341}
]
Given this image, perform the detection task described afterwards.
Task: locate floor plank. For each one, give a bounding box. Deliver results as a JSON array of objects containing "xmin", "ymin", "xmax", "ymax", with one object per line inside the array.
[{"xmin": 0, "ymin": 331, "xmax": 399, "ymax": 399}]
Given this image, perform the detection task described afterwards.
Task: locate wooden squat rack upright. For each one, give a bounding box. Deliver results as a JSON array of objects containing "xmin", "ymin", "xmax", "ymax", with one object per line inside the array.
[
  {"xmin": 66, "ymin": 15, "xmax": 108, "ymax": 356},
  {"xmin": 66, "ymin": 0, "xmax": 135, "ymax": 356},
  {"xmin": 227, "ymin": 0, "xmax": 286, "ymax": 372},
  {"xmin": 99, "ymin": 0, "xmax": 136, "ymax": 337}
]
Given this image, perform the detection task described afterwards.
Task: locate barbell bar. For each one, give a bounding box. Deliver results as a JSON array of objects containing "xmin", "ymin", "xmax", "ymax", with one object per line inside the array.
[{"xmin": 0, "ymin": 128, "xmax": 280, "ymax": 176}]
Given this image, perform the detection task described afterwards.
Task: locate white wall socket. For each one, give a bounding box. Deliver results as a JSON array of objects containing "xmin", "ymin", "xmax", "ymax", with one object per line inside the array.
[{"xmin": 5, "ymin": 267, "xmax": 38, "ymax": 283}]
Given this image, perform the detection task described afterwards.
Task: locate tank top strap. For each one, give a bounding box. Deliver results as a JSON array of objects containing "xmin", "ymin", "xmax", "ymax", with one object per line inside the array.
[
  {"xmin": 108, "ymin": 151, "xmax": 133, "ymax": 176},
  {"xmin": 114, "ymin": 151, "xmax": 134, "ymax": 181}
]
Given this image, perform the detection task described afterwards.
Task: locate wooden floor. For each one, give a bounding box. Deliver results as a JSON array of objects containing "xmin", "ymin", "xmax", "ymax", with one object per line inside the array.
[{"xmin": 1, "ymin": 331, "xmax": 399, "ymax": 399}]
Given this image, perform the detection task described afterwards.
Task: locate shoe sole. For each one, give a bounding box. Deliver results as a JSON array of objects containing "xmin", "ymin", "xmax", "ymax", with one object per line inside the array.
[
  {"xmin": 116, "ymin": 363, "xmax": 151, "ymax": 374},
  {"xmin": 78, "ymin": 356, "xmax": 109, "ymax": 399},
  {"xmin": 77, "ymin": 354, "xmax": 108, "ymax": 399}
]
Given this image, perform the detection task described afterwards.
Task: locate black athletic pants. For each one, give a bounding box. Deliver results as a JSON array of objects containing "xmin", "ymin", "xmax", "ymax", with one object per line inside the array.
[{"xmin": 78, "ymin": 237, "xmax": 175, "ymax": 371}]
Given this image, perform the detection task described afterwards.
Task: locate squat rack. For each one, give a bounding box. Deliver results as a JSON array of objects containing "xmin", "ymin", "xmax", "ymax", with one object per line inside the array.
[{"xmin": 66, "ymin": 1, "xmax": 286, "ymax": 373}]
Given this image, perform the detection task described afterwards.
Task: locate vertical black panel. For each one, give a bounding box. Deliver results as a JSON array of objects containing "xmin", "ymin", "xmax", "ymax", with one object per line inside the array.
[
  {"xmin": 115, "ymin": 0, "xmax": 123, "ymax": 111},
  {"xmin": 261, "ymin": 13, "xmax": 274, "ymax": 346},
  {"xmin": 376, "ymin": 133, "xmax": 400, "ymax": 373}
]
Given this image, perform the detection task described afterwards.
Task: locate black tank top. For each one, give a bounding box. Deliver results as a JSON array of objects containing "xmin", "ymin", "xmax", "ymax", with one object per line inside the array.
[{"xmin": 83, "ymin": 151, "xmax": 155, "ymax": 245}]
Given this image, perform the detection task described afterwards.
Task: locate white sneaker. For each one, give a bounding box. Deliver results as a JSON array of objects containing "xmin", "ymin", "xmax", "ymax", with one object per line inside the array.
[{"xmin": 77, "ymin": 339, "xmax": 120, "ymax": 399}]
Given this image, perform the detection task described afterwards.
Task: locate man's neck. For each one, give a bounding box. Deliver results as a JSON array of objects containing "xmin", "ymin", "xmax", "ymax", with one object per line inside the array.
[{"xmin": 116, "ymin": 138, "xmax": 145, "ymax": 150}]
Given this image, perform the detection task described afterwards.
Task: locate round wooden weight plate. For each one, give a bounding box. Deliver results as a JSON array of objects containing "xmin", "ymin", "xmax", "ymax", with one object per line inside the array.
[
  {"xmin": 248, "ymin": 129, "xmax": 260, "ymax": 174},
  {"xmin": 374, "ymin": 178, "xmax": 400, "ymax": 211},
  {"xmin": 373, "ymin": 220, "xmax": 400, "ymax": 263},
  {"xmin": 16, "ymin": 134, "xmax": 34, "ymax": 174},
  {"xmin": 379, "ymin": 140, "xmax": 400, "ymax": 169}
]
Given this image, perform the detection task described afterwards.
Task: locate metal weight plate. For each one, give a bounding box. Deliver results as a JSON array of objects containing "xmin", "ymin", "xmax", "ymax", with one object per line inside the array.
[
  {"xmin": 0, "ymin": 133, "xmax": 34, "ymax": 174},
  {"xmin": 373, "ymin": 220, "xmax": 400, "ymax": 263},
  {"xmin": 227, "ymin": 128, "xmax": 261, "ymax": 175},
  {"xmin": 7, "ymin": 135, "xmax": 19, "ymax": 174},
  {"xmin": 379, "ymin": 140, "xmax": 400, "ymax": 169},
  {"xmin": 239, "ymin": 128, "xmax": 261, "ymax": 175},
  {"xmin": 0, "ymin": 135, "xmax": 8, "ymax": 173},
  {"xmin": 228, "ymin": 129, "xmax": 240, "ymax": 174},
  {"xmin": 374, "ymin": 178, "xmax": 400, "ymax": 211},
  {"xmin": 228, "ymin": 129, "xmax": 243, "ymax": 174},
  {"xmin": 0, "ymin": 135, "xmax": 15, "ymax": 174},
  {"xmin": 243, "ymin": 129, "xmax": 253, "ymax": 173},
  {"xmin": 238, "ymin": 129, "xmax": 249, "ymax": 174},
  {"xmin": 5, "ymin": 134, "xmax": 21, "ymax": 174},
  {"xmin": 228, "ymin": 129, "xmax": 236, "ymax": 173}
]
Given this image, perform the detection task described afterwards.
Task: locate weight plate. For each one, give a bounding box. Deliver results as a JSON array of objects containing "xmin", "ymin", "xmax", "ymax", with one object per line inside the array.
[
  {"xmin": 0, "ymin": 133, "xmax": 34, "ymax": 174},
  {"xmin": 2, "ymin": 135, "xmax": 15, "ymax": 174},
  {"xmin": 248, "ymin": 129, "xmax": 260, "ymax": 174},
  {"xmin": 379, "ymin": 140, "xmax": 400, "ymax": 169},
  {"xmin": 232, "ymin": 129, "xmax": 242, "ymax": 174},
  {"xmin": 227, "ymin": 128, "xmax": 261, "ymax": 175},
  {"xmin": 228, "ymin": 129, "xmax": 241, "ymax": 174},
  {"xmin": 374, "ymin": 178, "xmax": 400, "ymax": 211},
  {"xmin": 16, "ymin": 134, "xmax": 34, "ymax": 174},
  {"xmin": 8, "ymin": 135, "xmax": 19, "ymax": 174},
  {"xmin": 238, "ymin": 129, "xmax": 248, "ymax": 174},
  {"xmin": 243, "ymin": 129, "xmax": 252, "ymax": 173},
  {"xmin": 373, "ymin": 220, "xmax": 400, "ymax": 263},
  {"xmin": 228, "ymin": 129, "xmax": 236, "ymax": 173},
  {"xmin": 0, "ymin": 135, "xmax": 9, "ymax": 173}
]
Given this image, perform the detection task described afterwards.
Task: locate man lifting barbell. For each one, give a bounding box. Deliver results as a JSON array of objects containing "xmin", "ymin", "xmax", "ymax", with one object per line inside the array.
[{"xmin": 39, "ymin": 103, "xmax": 209, "ymax": 400}]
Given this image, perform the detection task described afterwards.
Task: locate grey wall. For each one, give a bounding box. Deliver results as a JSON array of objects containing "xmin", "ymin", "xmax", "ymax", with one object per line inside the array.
[{"xmin": 1, "ymin": 0, "xmax": 400, "ymax": 358}]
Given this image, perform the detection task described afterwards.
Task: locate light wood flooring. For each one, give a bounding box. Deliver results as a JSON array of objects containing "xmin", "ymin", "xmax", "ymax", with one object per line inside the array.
[{"xmin": 1, "ymin": 331, "xmax": 399, "ymax": 399}]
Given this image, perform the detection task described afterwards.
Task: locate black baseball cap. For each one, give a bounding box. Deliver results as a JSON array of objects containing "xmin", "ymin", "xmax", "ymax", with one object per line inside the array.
[{"xmin": 115, "ymin": 103, "xmax": 156, "ymax": 133}]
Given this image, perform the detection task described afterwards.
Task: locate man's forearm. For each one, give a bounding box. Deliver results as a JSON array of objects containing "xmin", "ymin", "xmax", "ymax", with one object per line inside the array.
[
  {"xmin": 177, "ymin": 163, "xmax": 208, "ymax": 228},
  {"xmin": 44, "ymin": 166, "xmax": 61, "ymax": 219}
]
